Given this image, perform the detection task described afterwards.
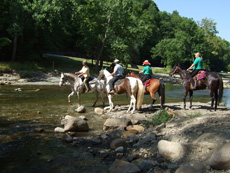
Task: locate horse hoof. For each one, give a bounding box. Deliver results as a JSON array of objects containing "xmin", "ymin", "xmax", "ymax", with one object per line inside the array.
[{"xmin": 69, "ymin": 102, "xmax": 72, "ymax": 105}]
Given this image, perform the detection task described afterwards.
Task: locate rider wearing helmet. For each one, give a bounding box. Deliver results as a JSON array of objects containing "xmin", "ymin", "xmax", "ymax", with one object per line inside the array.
[
  {"xmin": 139, "ymin": 60, "xmax": 152, "ymax": 82},
  {"xmin": 75, "ymin": 60, "xmax": 90, "ymax": 92},
  {"xmin": 109, "ymin": 59, "xmax": 124, "ymax": 94}
]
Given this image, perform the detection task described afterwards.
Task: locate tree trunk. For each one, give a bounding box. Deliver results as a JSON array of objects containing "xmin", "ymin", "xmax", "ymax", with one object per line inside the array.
[
  {"xmin": 11, "ymin": 36, "xmax": 18, "ymax": 61},
  {"xmin": 95, "ymin": 13, "xmax": 112, "ymax": 72}
]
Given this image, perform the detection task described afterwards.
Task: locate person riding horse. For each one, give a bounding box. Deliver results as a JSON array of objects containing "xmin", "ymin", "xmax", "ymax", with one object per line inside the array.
[
  {"xmin": 139, "ymin": 60, "xmax": 152, "ymax": 83},
  {"xmin": 109, "ymin": 59, "xmax": 124, "ymax": 94},
  {"xmin": 187, "ymin": 52, "xmax": 203, "ymax": 89},
  {"xmin": 75, "ymin": 60, "xmax": 90, "ymax": 92}
]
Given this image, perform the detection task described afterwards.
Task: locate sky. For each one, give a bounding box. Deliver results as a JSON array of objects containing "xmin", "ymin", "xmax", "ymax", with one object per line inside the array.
[{"xmin": 153, "ymin": 0, "xmax": 230, "ymax": 42}]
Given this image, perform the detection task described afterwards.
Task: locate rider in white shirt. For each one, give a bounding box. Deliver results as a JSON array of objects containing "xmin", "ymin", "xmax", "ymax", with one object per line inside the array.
[
  {"xmin": 75, "ymin": 60, "xmax": 90, "ymax": 92},
  {"xmin": 109, "ymin": 59, "xmax": 124, "ymax": 94}
]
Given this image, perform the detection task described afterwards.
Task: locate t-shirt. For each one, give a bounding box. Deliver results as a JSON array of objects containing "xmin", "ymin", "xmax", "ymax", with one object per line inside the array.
[
  {"xmin": 142, "ymin": 65, "xmax": 152, "ymax": 75},
  {"xmin": 80, "ymin": 66, "xmax": 90, "ymax": 78},
  {"xmin": 114, "ymin": 64, "xmax": 124, "ymax": 77},
  {"xmin": 193, "ymin": 57, "xmax": 203, "ymax": 70}
]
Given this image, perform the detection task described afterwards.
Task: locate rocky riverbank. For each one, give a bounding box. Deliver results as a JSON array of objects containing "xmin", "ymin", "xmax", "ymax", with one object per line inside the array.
[{"xmin": 54, "ymin": 103, "xmax": 230, "ymax": 172}]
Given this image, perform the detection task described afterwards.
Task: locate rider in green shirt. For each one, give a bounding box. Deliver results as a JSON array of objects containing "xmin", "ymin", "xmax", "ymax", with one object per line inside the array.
[
  {"xmin": 187, "ymin": 52, "xmax": 203, "ymax": 89},
  {"xmin": 139, "ymin": 60, "xmax": 152, "ymax": 82}
]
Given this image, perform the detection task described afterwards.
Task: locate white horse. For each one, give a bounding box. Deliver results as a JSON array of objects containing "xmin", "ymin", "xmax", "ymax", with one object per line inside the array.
[
  {"xmin": 98, "ymin": 69, "xmax": 144, "ymax": 113},
  {"xmin": 59, "ymin": 72, "xmax": 106, "ymax": 107}
]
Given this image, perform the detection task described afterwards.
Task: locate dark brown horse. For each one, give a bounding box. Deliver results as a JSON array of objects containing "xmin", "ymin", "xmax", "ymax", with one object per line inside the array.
[
  {"xmin": 169, "ymin": 65, "xmax": 223, "ymax": 111},
  {"xmin": 127, "ymin": 72, "xmax": 165, "ymax": 108}
]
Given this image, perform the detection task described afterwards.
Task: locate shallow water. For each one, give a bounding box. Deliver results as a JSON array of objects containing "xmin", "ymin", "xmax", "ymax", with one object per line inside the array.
[{"xmin": 0, "ymin": 84, "xmax": 229, "ymax": 172}]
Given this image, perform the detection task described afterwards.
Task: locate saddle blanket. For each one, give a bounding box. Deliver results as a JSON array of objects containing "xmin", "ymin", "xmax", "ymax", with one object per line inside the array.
[
  {"xmin": 143, "ymin": 79, "xmax": 151, "ymax": 87},
  {"xmin": 197, "ymin": 70, "xmax": 206, "ymax": 80}
]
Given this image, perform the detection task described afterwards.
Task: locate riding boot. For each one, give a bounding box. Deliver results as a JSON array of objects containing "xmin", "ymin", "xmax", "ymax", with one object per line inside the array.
[{"xmin": 192, "ymin": 80, "xmax": 197, "ymax": 90}]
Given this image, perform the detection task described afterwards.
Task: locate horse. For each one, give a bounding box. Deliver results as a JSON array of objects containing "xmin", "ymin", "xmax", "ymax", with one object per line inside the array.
[
  {"xmin": 169, "ymin": 65, "xmax": 223, "ymax": 111},
  {"xmin": 59, "ymin": 72, "xmax": 106, "ymax": 107},
  {"xmin": 127, "ymin": 72, "xmax": 165, "ymax": 108},
  {"xmin": 98, "ymin": 69, "xmax": 145, "ymax": 113}
]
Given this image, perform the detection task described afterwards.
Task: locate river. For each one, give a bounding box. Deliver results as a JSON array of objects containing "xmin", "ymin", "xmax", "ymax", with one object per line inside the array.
[{"xmin": 0, "ymin": 84, "xmax": 229, "ymax": 172}]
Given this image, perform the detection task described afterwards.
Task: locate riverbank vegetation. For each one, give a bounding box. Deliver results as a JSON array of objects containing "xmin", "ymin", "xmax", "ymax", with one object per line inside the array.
[{"xmin": 1, "ymin": 0, "xmax": 230, "ymax": 72}]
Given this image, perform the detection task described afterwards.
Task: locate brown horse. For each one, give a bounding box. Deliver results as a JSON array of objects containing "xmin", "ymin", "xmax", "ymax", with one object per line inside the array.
[
  {"xmin": 169, "ymin": 65, "xmax": 223, "ymax": 111},
  {"xmin": 127, "ymin": 71, "xmax": 165, "ymax": 108}
]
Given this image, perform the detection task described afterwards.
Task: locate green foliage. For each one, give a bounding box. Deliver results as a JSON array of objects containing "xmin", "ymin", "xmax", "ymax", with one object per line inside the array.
[
  {"xmin": 0, "ymin": 0, "xmax": 229, "ymax": 72},
  {"xmin": 142, "ymin": 109, "xmax": 172, "ymax": 127},
  {"xmin": 187, "ymin": 112, "xmax": 202, "ymax": 118}
]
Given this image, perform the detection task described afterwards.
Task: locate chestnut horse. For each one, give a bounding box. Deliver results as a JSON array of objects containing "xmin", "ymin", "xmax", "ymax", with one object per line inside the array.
[
  {"xmin": 127, "ymin": 72, "xmax": 165, "ymax": 108},
  {"xmin": 169, "ymin": 65, "xmax": 223, "ymax": 111},
  {"xmin": 98, "ymin": 69, "xmax": 144, "ymax": 113}
]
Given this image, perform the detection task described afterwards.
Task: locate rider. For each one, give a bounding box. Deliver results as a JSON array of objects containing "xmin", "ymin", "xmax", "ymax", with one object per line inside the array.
[
  {"xmin": 187, "ymin": 52, "xmax": 203, "ymax": 89},
  {"xmin": 139, "ymin": 60, "xmax": 152, "ymax": 83},
  {"xmin": 75, "ymin": 60, "xmax": 90, "ymax": 92},
  {"xmin": 109, "ymin": 59, "xmax": 124, "ymax": 94}
]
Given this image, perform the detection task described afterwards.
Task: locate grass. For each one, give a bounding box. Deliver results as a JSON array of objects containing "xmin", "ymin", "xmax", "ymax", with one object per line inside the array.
[
  {"xmin": 141, "ymin": 109, "xmax": 172, "ymax": 128},
  {"xmin": 187, "ymin": 112, "xmax": 202, "ymax": 118},
  {"xmin": 0, "ymin": 54, "xmax": 169, "ymax": 76}
]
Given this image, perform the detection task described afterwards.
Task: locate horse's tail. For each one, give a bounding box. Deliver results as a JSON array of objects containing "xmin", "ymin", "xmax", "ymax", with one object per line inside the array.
[
  {"xmin": 218, "ymin": 75, "xmax": 223, "ymax": 104},
  {"xmin": 159, "ymin": 79, "xmax": 165, "ymax": 107},
  {"xmin": 136, "ymin": 79, "xmax": 145, "ymax": 109}
]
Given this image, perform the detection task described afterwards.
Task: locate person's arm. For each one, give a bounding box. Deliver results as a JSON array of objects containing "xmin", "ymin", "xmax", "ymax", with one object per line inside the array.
[{"xmin": 187, "ymin": 64, "xmax": 195, "ymax": 70}]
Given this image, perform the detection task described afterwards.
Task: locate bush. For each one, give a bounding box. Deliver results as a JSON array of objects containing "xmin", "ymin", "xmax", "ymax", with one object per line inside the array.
[{"xmin": 142, "ymin": 109, "xmax": 172, "ymax": 127}]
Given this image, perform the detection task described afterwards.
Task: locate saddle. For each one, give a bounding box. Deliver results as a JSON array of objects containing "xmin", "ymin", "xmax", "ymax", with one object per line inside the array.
[
  {"xmin": 80, "ymin": 76, "xmax": 95, "ymax": 82},
  {"xmin": 193, "ymin": 70, "xmax": 206, "ymax": 81},
  {"xmin": 114, "ymin": 77, "xmax": 125, "ymax": 86},
  {"xmin": 143, "ymin": 79, "xmax": 151, "ymax": 87}
]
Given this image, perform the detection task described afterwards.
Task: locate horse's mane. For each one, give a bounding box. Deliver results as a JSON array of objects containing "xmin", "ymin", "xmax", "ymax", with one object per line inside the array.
[{"xmin": 64, "ymin": 73, "xmax": 78, "ymax": 79}]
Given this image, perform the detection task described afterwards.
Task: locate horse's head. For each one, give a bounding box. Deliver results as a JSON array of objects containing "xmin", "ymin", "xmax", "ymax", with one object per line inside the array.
[
  {"xmin": 126, "ymin": 71, "xmax": 132, "ymax": 77},
  {"xmin": 169, "ymin": 65, "xmax": 180, "ymax": 77},
  {"xmin": 98, "ymin": 69, "xmax": 105, "ymax": 80},
  {"xmin": 59, "ymin": 72, "xmax": 68, "ymax": 86}
]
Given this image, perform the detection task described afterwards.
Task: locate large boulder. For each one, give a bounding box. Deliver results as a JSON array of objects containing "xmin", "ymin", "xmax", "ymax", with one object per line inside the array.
[
  {"xmin": 158, "ymin": 140, "xmax": 184, "ymax": 161},
  {"xmin": 208, "ymin": 142, "xmax": 230, "ymax": 170},
  {"xmin": 103, "ymin": 118, "xmax": 131, "ymax": 131},
  {"xmin": 54, "ymin": 115, "xmax": 89, "ymax": 132}
]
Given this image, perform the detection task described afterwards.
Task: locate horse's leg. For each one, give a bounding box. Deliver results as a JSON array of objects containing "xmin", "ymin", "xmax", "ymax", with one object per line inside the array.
[
  {"xmin": 100, "ymin": 91, "xmax": 105, "ymax": 107},
  {"xmin": 105, "ymin": 94, "xmax": 113, "ymax": 112},
  {"xmin": 149, "ymin": 92, "xmax": 156, "ymax": 108},
  {"xmin": 189, "ymin": 90, "xmax": 193, "ymax": 109},
  {"xmin": 92, "ymin": 91, "xmax": 99, "ymax": 107},
  {"xmin": 68, "ymin": 91, "xmax": 75, "ymax": 105},
  {"xmin": 77, "ymin": 92, "xmax": 81, "ymax": 107},
  {"xmin": 209, "ymin": 90, "xmax": 215, "ymax": 111},
  {"xmin": 127, "ymin": 95, "xmax": 136, "ymax": 114},
  {"xmin": 214, "ymin": 90, "xmax": 218, "ymax": 111},
  {"xmin": 183, "ymin": 89, "xmax": 188, "ymax": 109}
]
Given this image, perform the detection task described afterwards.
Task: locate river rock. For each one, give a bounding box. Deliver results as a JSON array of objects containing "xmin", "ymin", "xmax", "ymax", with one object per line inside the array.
[
  {"xmin": 126, "ymin": 125, "xmax": 145, "ymax": 132},
  {"xmin": 110, "ymin": 138, "xmax": 128, "ymax": 149},
  {"xmin": 175, "ymin": 165, "xmax": 201, "ymax": 173},
  {"xmin": 208, "ymin": 142, "xmax": 230, "ymax": 170},
  {"xmin": 109, "ymin": 159, "xmax": 141, "ymax": 173},
  {"xmin": 55, "ymin": 115, "xmax": 89, "ymax": 132},
  {"xmin": 158, "ymin": 140, "xmax": 184, "ymax": 161},
  {"xmin": 192, "ymin": 132, "xmax": 225, "ymax": 149},
  {"xmin": 103, "ymin": 118, "xmax": 131, "ymax": 131},
  {"xmin": 94, "ymin": 107, "xmax": 104, "ymax": 115},
  {"xmin": 75, "ymin": 105, "xmax": 86, "ymax": 113},
  {"xmin": 121, "ymin": 130, "xmax": 138, "ymax": 138}
]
